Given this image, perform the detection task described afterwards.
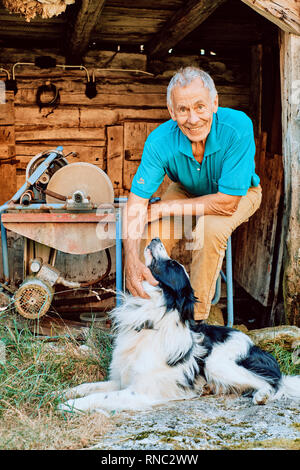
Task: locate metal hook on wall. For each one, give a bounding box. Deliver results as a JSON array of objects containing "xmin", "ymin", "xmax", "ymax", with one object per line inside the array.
[
  {"xmin": 85, "ymin": 69, "xmax": 97, "ymax": 99},
  {"xmin": 10, "ymin": 57, "xmax": 94, "ymax": 99}
]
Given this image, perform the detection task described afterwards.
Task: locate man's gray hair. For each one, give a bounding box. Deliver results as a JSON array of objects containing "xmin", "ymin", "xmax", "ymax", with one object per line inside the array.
[{"xmin": 167, "ymin": 66, "xmax": 217, "ymax": 108}]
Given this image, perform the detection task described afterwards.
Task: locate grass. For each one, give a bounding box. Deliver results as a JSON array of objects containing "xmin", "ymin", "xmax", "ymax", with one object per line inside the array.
[
  {"xmin": 0, "ymin": 313, "xmax": 113, "ymax": 450},
  {"xmin": 261, "ymin": 341, "xmax": 300, "ymax": 376}
]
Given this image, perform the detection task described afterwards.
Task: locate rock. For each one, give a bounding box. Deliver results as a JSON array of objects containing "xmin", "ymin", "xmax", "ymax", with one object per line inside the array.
[
  {"xmin": 207, "ymin": 305, "xmax": 225, "ymax": 326},
  {"xmin": 90, "ymin": 395, "xmax": 300, "ymax": 450},
  {"xmin": 234, "ymin": 324, "xmax": 249, "ymax": 333}
]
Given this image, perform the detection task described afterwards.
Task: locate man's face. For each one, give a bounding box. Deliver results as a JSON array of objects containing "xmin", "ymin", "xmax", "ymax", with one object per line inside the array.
[{"xmin": 168, "ymin": 77, "xmax": 218, "ymax": 143}]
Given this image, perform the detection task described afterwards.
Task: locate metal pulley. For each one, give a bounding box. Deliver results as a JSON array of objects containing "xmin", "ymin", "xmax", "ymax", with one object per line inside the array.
[{"xmin": 25, "ymin": 149, "xmax": 68, "ymax": 202}]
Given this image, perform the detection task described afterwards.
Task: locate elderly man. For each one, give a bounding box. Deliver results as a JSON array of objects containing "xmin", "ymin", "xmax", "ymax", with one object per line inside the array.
[{"xmin": 123, "ymin": 66, "xmax": 261, "ymax": 321}]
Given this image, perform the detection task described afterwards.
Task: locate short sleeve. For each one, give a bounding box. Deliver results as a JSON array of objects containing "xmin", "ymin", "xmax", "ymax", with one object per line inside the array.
[
  {"xmin": 218, "ymin": 131, "xmax": 257, "ymax": 196},
  {"xmin": 131, "ymin": 141, "xmax": 166, "ymax": 199}
]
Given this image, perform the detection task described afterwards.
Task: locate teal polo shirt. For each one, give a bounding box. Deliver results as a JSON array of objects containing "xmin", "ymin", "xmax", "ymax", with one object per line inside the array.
[{"xmin": 131, "ymin": 107, "xmax": 260, "ymax": 198}]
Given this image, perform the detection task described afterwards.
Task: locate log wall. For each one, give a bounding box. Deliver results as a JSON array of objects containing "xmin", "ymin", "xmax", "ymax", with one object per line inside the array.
[
  {"xmin": 0, "ymin": 48, "xmax": 251, "ymax": 299},
  {"xmin": 0, "ymin": 48, "xmax": 250, "ymax": 200}
]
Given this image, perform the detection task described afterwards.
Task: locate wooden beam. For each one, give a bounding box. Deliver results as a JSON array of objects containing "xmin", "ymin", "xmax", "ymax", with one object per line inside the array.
[
  {"xmin": 279, "ymin": 31, "xmax": 300, "ymax": 325},
  {"xmin": 240, "ymin": 0, "xmax": 300, "ymax": 35},
  {"xmin": 249, "ymin": 44, "xmax": 263, "ymax": 136},
  {"xmin": 146, "ymin": 0, "xmax": 226, "ymax": 57},
  {"xmin": 65, "ymin": 0, "xmax": 106, "ymax": 64}
]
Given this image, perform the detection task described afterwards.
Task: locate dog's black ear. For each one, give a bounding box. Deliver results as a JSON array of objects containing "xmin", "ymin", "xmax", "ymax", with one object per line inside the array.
[
  {"xmin": 149, "ymin": 258, "xmax": 198, "ymax": 322},
  {"xmin": 175, "ymin": 286, "xmax": 198, "ymax": 322}
]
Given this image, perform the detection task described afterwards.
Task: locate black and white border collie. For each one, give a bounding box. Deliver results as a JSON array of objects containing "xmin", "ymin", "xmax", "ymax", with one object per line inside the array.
[{"xmin": 58, "ymin": 238, "xmax": 300, "ymax": 413}]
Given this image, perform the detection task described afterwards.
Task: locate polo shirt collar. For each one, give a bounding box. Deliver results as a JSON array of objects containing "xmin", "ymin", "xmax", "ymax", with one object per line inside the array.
[
  {"xmin": 178, "ymin": 112, "xmax": 221, "ymax": 159},
  {"xmin": 204, "ymin": 112, "xmax": 221, "ymax": 157}
]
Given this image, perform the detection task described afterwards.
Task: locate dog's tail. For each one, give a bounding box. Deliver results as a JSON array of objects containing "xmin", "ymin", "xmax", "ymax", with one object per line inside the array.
[{"xmin": 274, "ymin": 375, "xmax": 300, "ymax": 400}]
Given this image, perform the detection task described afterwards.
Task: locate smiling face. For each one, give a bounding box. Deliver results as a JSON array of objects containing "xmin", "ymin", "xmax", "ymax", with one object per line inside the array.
[{"xmin": 168, "ymin": 77, "xmax": 218, "ymax": 143}]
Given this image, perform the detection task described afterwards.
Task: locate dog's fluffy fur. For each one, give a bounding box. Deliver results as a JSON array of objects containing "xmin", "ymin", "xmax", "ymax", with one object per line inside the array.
[{"xmin": 58, "ymin": 238, "xmax": 300, "ymax": 413}]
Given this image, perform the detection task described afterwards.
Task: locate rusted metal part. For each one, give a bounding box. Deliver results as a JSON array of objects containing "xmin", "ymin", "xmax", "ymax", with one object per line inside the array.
[
  {"xmin": 2, "ymin": 212, "xmax": 116, "ymax": 223},
  {"xmin": 43, "ymin": 188, "xmax": 67, "ymax": 201},
  {"xmin": 2, "ymin": 212, "xmax": 116, "ymax": 254},
  {"xmin": 45, "ymin": 162, "xmax": 114, "ymax": 206},
  {"xmin": 80, "ymin": 248, "xmax": 111, "ymax": 287},
  {"xmin": 36, "ymin": 263, "xmax": 60, "ymax": 286},
  {"xmin": 24, "ymin": 239, "xmax": 56, "ymax": 278},
  {"xmin": 14, "ymin": 277, "xmax": 53, "ymax": 319},
  {"xmin": 20, "ymin": 190, "xmax": 35, "ymax": 206}
]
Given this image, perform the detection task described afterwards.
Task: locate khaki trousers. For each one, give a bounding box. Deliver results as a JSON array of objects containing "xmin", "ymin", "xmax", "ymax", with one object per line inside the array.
[{"xmin": 140, "ymin": 183, "xmax": 262, "ymax": 320}]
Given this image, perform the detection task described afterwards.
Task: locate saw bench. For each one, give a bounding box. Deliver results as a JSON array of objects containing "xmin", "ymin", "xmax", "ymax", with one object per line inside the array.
[{"xmin": 0, "ymin": 146, "xmax": 124, "ymax": 321}]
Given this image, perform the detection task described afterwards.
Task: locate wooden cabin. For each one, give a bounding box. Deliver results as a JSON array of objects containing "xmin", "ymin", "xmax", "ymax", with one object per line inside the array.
[{"xmin": 0, "ymin": 0, "xmax": 299, "ymax": 329}]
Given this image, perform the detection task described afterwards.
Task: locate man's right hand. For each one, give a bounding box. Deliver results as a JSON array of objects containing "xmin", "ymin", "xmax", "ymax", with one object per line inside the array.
[{"xmin": 125, "ymin": 257, "xmax": 159, "ymax": 299}]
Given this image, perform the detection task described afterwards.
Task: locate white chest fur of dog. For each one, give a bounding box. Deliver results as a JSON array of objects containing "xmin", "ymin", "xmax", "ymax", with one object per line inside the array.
[{"xmin": 58, "ymin": 238, "xmax": 300, "ymax": 414}]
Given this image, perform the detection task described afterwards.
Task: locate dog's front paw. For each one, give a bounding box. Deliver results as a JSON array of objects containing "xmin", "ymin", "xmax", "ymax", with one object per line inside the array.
[{"xmin": 252, "ymin": 388, "xmax": 272, "ymax": 405}]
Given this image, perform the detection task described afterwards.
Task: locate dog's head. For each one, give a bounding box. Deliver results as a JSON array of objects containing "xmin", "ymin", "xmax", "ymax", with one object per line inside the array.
[{"xmin": 144, "ymin": 238, "xmax": 197, "ymax": 323}]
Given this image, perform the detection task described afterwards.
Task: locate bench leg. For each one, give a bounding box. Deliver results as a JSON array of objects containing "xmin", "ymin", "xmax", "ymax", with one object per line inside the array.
[{"xmin": 226, "ymin": 236, "xmax": 234, "ymax": 327}]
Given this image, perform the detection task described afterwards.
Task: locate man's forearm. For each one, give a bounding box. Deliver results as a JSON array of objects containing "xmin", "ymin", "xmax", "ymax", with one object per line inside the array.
[
  {"xmin": 122, "ymin": 193, "xmax": 149, "ymax": 260},
  {"xmin": 122, "ymin": 192, "xmax": 159, "ymax": 298},
  {"xmin": 148, "ymin": 192, "xmax": 241, "ymax": 221},
  {"xmin": 123, "ymin": 237, "xmax": 141, "ymax": 262}
]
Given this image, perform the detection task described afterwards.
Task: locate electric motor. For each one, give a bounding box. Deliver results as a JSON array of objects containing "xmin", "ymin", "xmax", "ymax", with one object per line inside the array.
[{"xmin": 14, "ymin": 278, "xmax": 53, "ymax": 319}]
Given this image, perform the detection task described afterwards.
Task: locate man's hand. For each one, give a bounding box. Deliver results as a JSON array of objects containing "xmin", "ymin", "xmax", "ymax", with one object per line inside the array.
[{"xmin": 125, "ymin": 257, "xmax": 159, "ymax": 298}]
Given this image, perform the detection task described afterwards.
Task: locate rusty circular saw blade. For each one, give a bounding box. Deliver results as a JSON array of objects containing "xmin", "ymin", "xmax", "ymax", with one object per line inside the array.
[{"xmin": 45, "ymin": 162, "xmax": 114, "ymax": 206}]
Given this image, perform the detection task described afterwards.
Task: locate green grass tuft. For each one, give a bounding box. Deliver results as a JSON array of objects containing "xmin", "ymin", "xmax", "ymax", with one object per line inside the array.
[{"xmin": 0, "ymin": 313, "xmax": 113, "ymax": 449}]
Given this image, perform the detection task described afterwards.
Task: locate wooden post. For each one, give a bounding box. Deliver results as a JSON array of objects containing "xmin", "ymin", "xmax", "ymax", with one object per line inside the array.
[
  {"xmin": 107, "ymin": 126, "xmax": 124, "ymax": 197},
  {"xmin": 279, "ymin": 31, "xmax": 300, "ymax": 325},
  {"xmin": 250, "ymin": 44, "xmax": 263, "ymax": 136},
  {"xmin": 0, "ymin": 90, "xmax": 17, "ymax": 204}
]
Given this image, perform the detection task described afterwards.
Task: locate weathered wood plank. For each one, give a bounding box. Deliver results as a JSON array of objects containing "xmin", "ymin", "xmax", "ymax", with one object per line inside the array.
[
  {"xmin": 14, "ymin": 89, "xmax": 167, "ymax": 108},
  {"xmin": 65, "ymin": 0, "xmax": 106, "ymax": 63},
  {"xmin": 13, "ymin": 82, "xmax": 249, "ymax": 108},
  {"xmin": 107, "ymin": 126, "xmax": 124, "ymax": 196},
  {"xmin": 123, "ymin": 159, "xmax": 140, "ymax": 191},
  {"xmin": 279, "ymin": 31, "xmax": 300, "ymax": 325},
  {"xmin": 16, "ymin": 145, "xmax": 106, "ymax": 170},
  {"xmin": 15, "ymin": 106, "xmax": 169, "ymax": 129},
  {"xmin": 15, "ymin": 127, "xmax": 106, "ymax": 143},
  {"xmin": 240, "ymin": 0, "xmax": 300, "ymax": 35},
  {"xmin": 0, "ymin": 48, "xmax": 146, "ymax": 71},
  {"xmin": 0, "ymin": 92, "xmax": 14, "ymax": 125},
  {"xmin": 233, "ymin": 135, "xmax": 284, "ymax": 307},
  {"xmin": 108, "ymin": 0, "xmax": 183, "ymax": 7},
  {"xmin": 123, "ymin": 121, "xmax": 169, "ymax": 192},
  {"xmin": 147, "ymin": 0, "xmax": 227, "ymax": 57},
  {"xmin": 0, "ymin": 125, "xmax": 15, "ymax": 144},
  {"xmin": 0, "ymin": 143, "xmax": 17, "ymax": 203},
  {"xmin": 148, "ymin": 55, "xmax": 249, "ymax": 86},
  {"xmin": 123, "ymin": 121, "xmax": 162, "ymax": 160},
  {"xmin": 0, "ymin": 144, "xmax": 15, "ymax": 158},
  {"xmin": 249, "ymin": 44, "xmax": 263, "ymax": 136},
  {"xmin": 81, "ymin": 107, "xmax": 169, "ymax": 126}
]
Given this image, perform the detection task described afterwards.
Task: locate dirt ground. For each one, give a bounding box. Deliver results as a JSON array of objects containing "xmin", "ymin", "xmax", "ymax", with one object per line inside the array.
[{"xmin": 90, "ymin": 394, "xmax": 300, "ymax": 450}]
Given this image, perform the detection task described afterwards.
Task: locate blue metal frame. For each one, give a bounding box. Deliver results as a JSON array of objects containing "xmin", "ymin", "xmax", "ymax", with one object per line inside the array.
[
  {"xmin": 113, "ymin": 196, "xmax": 234, "ymax": 325},
  {"xmin": 211, "ymin": 236, "xmax": 234, "ymax": 327}
]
